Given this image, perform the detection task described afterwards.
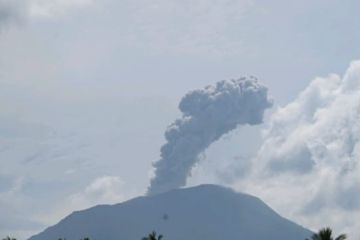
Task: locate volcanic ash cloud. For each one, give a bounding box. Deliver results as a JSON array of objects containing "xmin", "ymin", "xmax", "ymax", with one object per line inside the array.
[{"xmin": 148, "ymin": 77, "xmax": 273, "ymax": 195}]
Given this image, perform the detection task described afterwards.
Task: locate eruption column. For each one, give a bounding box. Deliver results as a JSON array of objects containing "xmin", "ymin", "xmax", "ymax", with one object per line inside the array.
[{"xmin": 148, "ymin": 77, "xmax": 272, "ymax": 195}]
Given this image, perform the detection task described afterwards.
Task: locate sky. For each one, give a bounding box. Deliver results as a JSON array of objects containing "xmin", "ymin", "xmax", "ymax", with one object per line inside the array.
[{"xmin": 1, "ymin": 0, "xmax": 360, "ymax": 239}]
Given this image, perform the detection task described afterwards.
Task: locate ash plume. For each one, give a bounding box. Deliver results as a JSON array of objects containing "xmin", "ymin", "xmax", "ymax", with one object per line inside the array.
[{"xmin": 147, "ymin": 77, "xmax": 273, "ymax": 195}]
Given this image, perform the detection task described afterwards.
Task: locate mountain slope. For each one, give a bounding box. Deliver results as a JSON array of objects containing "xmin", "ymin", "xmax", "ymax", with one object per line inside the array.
[{"xmin": 29, "ymin": 184, "xmax": 312, "ymax": 240}]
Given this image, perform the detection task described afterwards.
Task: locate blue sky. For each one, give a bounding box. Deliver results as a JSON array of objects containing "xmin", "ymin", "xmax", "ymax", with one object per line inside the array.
[{"xmin": 1, "ymin": 0, "xmax": 360, "ymax": 239}]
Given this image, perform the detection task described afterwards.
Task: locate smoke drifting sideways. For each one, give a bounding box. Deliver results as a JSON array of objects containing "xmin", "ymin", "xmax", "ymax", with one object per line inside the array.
[{"xmin": 147, "ymin": 77, "xmax": 273, "ymax": 195}]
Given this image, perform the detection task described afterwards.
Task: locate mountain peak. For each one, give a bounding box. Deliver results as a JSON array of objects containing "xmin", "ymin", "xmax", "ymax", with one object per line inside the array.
[{"xmin": 29, "ymin": 184, "xmax": 312, "ymax": 240}]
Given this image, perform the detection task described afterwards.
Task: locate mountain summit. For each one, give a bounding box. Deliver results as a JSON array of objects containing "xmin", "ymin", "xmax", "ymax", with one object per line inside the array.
[{"xmin": 29, "ymin": 184, "xmax": 312, "ymax": 240}]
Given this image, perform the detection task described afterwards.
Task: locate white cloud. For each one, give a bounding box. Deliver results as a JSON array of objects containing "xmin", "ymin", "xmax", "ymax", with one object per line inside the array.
[
  {"xmin": 233, "ymin": 60, "xmax": 360, "ymax": 239},
  {"xmin": 29, "ymin": 0, "xmax": 94, "ymax": 18},
  {"xmin": 0, "ymin": 176, "xmax": 45, "ymax": 238},
  {"xmin": 0, "ymin": 0, "xmax": 93, "ymax": 26},
  {"xmin": 69, "ymin": 176, "xmax": 126, "ymax": 209}
]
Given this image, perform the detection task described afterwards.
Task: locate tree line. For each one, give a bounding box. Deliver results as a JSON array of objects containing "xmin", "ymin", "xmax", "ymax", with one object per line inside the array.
[{"xmin": 2, "ymin": 227, "xmax": 347, "ymax": 240}]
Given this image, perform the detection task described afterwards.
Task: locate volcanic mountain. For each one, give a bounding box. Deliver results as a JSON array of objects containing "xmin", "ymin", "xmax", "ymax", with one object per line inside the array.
[{"xmin": 29, "ymin": 184, "xmax": 312, "ymax": 240}]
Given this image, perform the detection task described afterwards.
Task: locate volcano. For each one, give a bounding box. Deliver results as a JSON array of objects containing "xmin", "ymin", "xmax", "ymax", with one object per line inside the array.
[{"xmin": 29, "ymin": 184, "xmax": 312, "ymax": 240}]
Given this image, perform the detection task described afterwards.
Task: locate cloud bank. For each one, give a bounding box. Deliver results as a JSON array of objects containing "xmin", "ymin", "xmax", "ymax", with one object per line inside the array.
[
  {"xmin": 239, "ymin": 60, "xmax": 360, "ymax": 238},
  {"xmin": 148, "ymin": 77, "xmax": 272, "ymax": 195}
]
